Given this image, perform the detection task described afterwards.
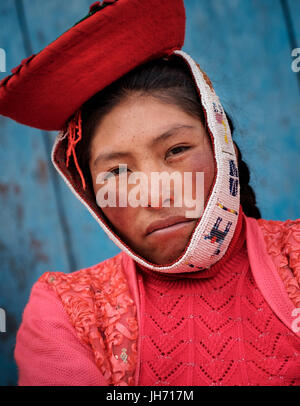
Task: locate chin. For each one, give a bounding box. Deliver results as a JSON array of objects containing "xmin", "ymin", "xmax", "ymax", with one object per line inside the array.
[
  {"xmin": 146, "ymin": 246, "xmax": 186, "ymax": 266},
  {"xmin": 127, "ymin": 234, "xmax": 190, "ymax": 265}
]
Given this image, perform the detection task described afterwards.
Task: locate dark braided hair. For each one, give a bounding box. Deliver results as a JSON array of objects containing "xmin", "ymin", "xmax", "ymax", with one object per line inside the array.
[
  {"xmin": 225, "ymin": 114, "xmax": 261, "ymax": 219},
  {"xmin": 77, "ymin": 55, "xmax": 261, "ymax": 219}
]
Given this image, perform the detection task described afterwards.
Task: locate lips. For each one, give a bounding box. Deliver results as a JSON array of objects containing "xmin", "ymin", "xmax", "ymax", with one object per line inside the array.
[{"xmin": 145, "ymin": 215, "xmax": 194, "ymax": 236}]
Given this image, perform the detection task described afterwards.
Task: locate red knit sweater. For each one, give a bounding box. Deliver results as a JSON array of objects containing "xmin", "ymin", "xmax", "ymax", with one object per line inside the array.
[
  {"xmin": 136, "ymin": 216, "xmax": 300, "ymax": 386},
  {"xmin": 15, "ymin": 215, "xmax": 300, "ymax": 386}
]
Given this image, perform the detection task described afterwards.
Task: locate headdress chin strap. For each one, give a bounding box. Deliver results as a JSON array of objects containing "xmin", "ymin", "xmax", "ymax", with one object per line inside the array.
[
  {"xmin": 66, "ymin": 109, "xmax": 86, "ymax": 191},
  {"xmin": 54, "ymin": 50, "xmax": 240, "ymax": 274}
]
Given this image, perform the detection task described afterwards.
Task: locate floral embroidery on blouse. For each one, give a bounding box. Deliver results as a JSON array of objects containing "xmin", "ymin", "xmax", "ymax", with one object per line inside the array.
[
  {"xmin": 38, "ymin": 253, "xmax": 138, "ymax": 386},
  {"xmin": 258, "ymin": 218, "xmax": 300, "ymax": 308}
]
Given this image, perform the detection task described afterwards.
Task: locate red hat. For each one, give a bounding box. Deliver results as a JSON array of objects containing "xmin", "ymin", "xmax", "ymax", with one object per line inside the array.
[
  {"xmin": 0, "ymin": 0, "xmax": 186, "ymax": 131},
  {"xmin": 0, "ymin": 1, "xmax": 242, "ymax": 275}
]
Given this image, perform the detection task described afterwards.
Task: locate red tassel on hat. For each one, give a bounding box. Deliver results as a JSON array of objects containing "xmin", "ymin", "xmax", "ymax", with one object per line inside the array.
[{"xmin": 66, "ymin": 110, "xmax": 86, "ymax": 191}]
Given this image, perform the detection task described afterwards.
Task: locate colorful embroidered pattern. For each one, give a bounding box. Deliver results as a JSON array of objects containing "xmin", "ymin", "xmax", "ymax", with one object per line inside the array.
[
  {"xmin": 204, "ymin": 217, "xmax": 233, "ymax": 256},
  {"xmin": 217, "ymin": 202, "xmax": 238, "ymax": 215},
  {"xmin": 213, "ymin": 102, "xmax": 228, "ymax": 143},
  {"xmin": 229, "ymin": 160, "xmax": 239, "ymax": 197}
]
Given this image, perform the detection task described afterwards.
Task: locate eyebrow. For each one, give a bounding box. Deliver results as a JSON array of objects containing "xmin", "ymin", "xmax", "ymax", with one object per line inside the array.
[{"xmin": 92, "ymin": 124, "xmax": 195, "ymax": 168}]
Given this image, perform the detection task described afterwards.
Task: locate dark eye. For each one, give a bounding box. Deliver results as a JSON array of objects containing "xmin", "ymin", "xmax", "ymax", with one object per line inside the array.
[
  {"xmin": 166, "ymin": 146, "xmax": 190, "ymax": 158},
  {"xmin": 104, "ymin": 165, "xmax": 129, "ymax": 180}
]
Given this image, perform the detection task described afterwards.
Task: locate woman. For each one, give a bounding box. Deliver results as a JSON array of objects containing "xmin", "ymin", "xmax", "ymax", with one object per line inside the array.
[{"xmin": 0, "ymin": 0, "xmax": 299, "ymax": 386}]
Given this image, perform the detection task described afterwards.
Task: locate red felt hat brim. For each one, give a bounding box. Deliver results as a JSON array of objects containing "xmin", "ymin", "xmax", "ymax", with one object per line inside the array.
[{"xmin": 0, "ymin": 0, "xmax": 186, "ymax": 131}]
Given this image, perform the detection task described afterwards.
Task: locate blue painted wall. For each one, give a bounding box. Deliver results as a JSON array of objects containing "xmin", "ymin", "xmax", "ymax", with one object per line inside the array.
[{"xmin": 0, "ymin": 0, "xmax": 299, "ymax": 385}]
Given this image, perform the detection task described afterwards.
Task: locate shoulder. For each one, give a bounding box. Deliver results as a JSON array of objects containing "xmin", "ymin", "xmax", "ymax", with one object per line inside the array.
[
  {"xmin": 257, "ymin": 217, "xmax": 300, "ymax": 235},
  {"xmin": 256, "ymin": 217, "xmax": 300, "ymax": 254},
  {"xmin": 36, "ymin": 250, "xmax": 137, "ymax": 346},
  {"xmin": 36, "ymin": 251, "xmax": 130, "ymax": 342},
  {"xmin": 244, "ymin": 215, "xmax": 300, "ymax": 262},
  {"xmin": 15, "ymin": 278, "xmax": 110, "ymax": 385},
  {"xmin": 17, "ymin": 251, "xmax": 138, "ymax": 385},
  {"xmin": 38, "ymin": 251, "xmax": 124, "ymax": 289},
  {"xmin": 253, "ymin": 216, "xmax": 300, "ymax": 309}
]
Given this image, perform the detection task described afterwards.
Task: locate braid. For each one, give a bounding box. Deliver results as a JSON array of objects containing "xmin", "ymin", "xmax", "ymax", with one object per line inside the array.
[{"xmin": 225, "ymin": 112, "xmax": 262, "ymax": 219}]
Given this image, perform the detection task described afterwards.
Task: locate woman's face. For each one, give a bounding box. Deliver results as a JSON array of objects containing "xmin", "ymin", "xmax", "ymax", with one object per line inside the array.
[{"xmin": 89, "ymin": 95, "xmax": 215, "ymax": 265}]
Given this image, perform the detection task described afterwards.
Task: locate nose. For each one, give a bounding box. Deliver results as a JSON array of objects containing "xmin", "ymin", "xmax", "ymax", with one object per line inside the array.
[{"xmin": 138, "ymin": 169, "xmax": 176, "ymax": 210}]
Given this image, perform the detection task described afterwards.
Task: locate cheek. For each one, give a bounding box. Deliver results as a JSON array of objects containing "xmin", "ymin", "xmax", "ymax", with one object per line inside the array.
[
  {"xmin": 186, "ymin": 150, "xmax": 215, "ymax": 191},
  {"xmin": 91, "ymin": 177, "xmax": 129, "ymax": 229},
  {"xmin": 91, "ymin": 174, "xmax": 145, "ymax": 247},
  {"xmin": 100, "ymin": 204, "xmax": 144, "ymax": 246},
  {"xmin": 101, "ymin": 206, "xmax": 131, "ymax": 230}
]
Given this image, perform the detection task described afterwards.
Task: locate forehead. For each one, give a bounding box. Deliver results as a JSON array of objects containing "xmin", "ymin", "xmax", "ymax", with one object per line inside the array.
[{"xmin": 90, "ymin": 95, "xmax": 202, "ymax": 149}]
